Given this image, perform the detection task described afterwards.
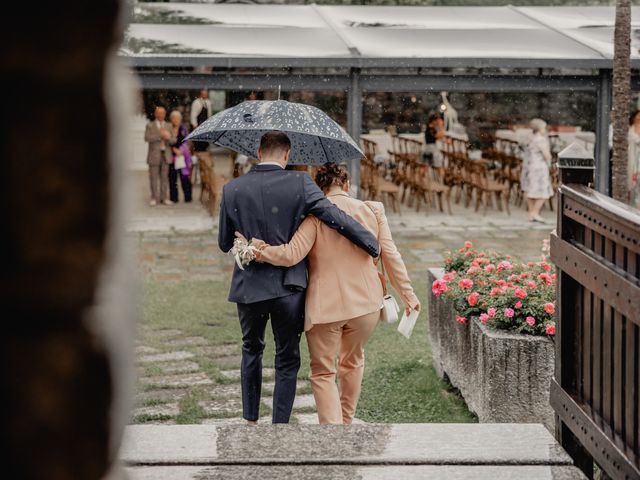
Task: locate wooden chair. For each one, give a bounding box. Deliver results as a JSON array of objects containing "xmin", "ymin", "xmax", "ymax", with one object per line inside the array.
[
  {"xmin": 198, "ymin": 155, "xmax": 224, "ymax": 216},
  {"xmin": 362, "ymin": 156, "xmax": 401, "ymax": 214},
  {"xmin": 414, "ymin": 163, "xmax": 452, "ymax": 214},
  {"xmin": 468, "ymin": 161, "xmax": 511, "ymax": 215}
]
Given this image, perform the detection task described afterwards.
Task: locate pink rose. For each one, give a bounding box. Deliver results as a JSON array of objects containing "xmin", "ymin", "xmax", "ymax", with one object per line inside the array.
[
  {"xmin": 504, "ymin": 308, "xmax": 515, "ymax": 318},
  {"xmin": 538, "ymin": 273, "xmax": 553, "ymax": 285},
  {"xmin": 468, "ymin": 292, "xmax": 479, "ymax": 306},
  {"xmin": 432, "ymin": 279, "xmax": 449, "ymax": 296},
  {"xmin": 515, "ymin": 301, "xmax": 523, "ymax": 309},
  {"xmin": 484, "ymin": 264, "xmax": 496, "ymax": 273},
  {"xmin": 458, "ymin": 278, "xmax": 474, "ymax": 289},
  {"xmin": 464, "ymin": 241, "xmax": 473, "ymax": 249},
  {"xmin": 487, "ymin": 307, "xmax": 497, "ymax": 318},
  {"xmin": 544, "ymin": 302, "xmax": 555, "ymax": 314},
  {"xmin": 489, "ymin": 287, "xmax": 502, "ymax": 297},
  {"xmin": 466, "ymin": 266, "xmax": 482, "ymax": 276},
  {"xmin": 443, "ymin": 271, "xmax": 456, "ymax": 282},
  {"xmin": 456, "ymin": 315, "xmax": 467, "ymax": 325},
  {"xmin": 479, "ymin": 313, "xmax": 489, "ymax": 324},
  {"xmin": 497, "ymin": 261, "xmax": 513, "ymax": 271},
  {"xmin": 464, "ymin": 251, "xmax": 473, "ymax": 257},
  {"xmin": 527, "ymin": 281, "xmax": 537, "ymax": 289},
  {"xmin": 526, "ymin": 316, "xmax": 536, "ymax": 326},
  {"xmin": 545, "ymin": 323, "xmax": 556, "ymax": 335},
  {"xmin": 514, "ymin": 288, "xmax": 527, "ymax": 299},
  {"xmin": 541, "ymin": 262, "xmax": 552, "ymax": 272}
]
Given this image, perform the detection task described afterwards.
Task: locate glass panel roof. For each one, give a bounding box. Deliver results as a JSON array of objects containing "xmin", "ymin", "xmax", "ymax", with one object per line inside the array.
[{"xmin": 123, "ymin": 4, "xmax": 640, "ymax": 66}]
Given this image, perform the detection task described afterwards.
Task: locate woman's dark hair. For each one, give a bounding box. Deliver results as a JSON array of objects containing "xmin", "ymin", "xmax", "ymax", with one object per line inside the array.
[
  {"xmin": 630, "ymin": 110, "xmax": 640, "ymax": 126},
  {"xmin": 315, "ymin": 162, "xmax": 349, "ymax": 190},
  {"xmin": 427, "ymin": 112, "xmax": 442, "ymax": 125}
]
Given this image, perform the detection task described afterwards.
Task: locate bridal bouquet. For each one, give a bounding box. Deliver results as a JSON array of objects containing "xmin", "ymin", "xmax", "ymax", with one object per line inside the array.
[
  {"xmin": 432, "ymin": 240, "xmax": 556, "ymax": 337},
  {"xmin": 229, "ymin": 236, "xmax": 257, "ymax": 270}
]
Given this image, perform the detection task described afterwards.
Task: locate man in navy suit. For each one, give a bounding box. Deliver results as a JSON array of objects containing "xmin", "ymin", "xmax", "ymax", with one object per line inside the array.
[{"xmin": 219, "ymin": 131, "xmax": 379, "ymax": 424}]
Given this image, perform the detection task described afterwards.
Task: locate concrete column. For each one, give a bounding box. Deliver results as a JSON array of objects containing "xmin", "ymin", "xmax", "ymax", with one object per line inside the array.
[
  {"xmin": 595, "ymin": 69, "xmax": 612, "ymax": 195},
  {"xmin": 347, "ymin": 68, "xmax": 362, "ymax": 197}
]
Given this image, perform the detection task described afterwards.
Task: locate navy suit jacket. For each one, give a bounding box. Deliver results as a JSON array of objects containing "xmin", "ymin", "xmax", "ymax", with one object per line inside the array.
[{"xmin": 218, "ymin": 164, "xmax": 380, "ymax": 304}]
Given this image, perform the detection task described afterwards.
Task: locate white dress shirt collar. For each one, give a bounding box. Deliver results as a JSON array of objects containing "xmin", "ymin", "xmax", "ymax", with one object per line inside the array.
[{"xmin": 259, "ymin": 162, "xmax": 284, "ymax": 169}]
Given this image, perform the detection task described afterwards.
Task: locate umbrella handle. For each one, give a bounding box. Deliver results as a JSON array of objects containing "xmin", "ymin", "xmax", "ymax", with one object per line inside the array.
[{"xmin": 277, "ymin": 85, "xmax": 281, "ymax": 101}]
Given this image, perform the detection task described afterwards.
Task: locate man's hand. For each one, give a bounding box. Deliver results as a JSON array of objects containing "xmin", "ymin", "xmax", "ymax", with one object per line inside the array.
[{"xmin": 160, "ymin": 128, "xmax": 171, "ymax": 140}]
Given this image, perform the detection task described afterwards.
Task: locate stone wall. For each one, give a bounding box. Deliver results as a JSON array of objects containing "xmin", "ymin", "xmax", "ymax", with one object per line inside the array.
[
  {"xmin": 1, "ymin": 2, "xmax": 135, "ymax": 478},
  {"xmin": 427, "ymin": 269, "xmax": 555, "ymax": 432}
]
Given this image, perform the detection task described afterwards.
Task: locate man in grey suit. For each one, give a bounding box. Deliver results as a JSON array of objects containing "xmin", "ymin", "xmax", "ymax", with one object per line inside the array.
[{"xmin": 144, "ymin": 106, "xmax": 176, "ymax": 206}]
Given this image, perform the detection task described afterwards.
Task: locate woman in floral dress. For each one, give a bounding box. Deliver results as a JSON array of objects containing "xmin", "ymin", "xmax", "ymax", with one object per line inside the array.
[{"xmin": 521, "ymin": 118, "xmax": 553, "ymax": 222}]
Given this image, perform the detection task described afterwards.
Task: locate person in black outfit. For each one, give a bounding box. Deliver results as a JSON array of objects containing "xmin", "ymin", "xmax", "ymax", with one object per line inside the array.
[
  {"xmin": 168, "ymin": 110, "xmax": 192, "ymax": 203},
  {"xmin": 218, "ymin": 131, "xmax": 379, "ymax": 424},
  {"xmin": 424, "ymin": 112, "xmax": 446, "ymax": 178}
]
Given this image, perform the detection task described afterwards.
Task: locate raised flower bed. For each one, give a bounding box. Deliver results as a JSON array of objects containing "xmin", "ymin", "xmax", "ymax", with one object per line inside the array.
[{"xmin": 428, "ymin": 241, "xmax": 556, "ymax": 431}]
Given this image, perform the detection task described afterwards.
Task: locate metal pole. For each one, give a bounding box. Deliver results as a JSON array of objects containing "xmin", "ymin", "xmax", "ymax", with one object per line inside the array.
[
  {"xmin": 347, "ymin": 68, "xmax": 362, "ymax": 197},
  {"xmin": 595, "ymin": 69, "xmax": 612, "ymax": 195}
]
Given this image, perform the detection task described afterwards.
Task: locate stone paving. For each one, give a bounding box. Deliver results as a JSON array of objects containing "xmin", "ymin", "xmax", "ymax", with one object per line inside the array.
[
  {"xmin": 132, "ymin": 324, "xmax": 322, "ymax": 425},
  {"xmin": 130, "ymin": 171, "xmax": 555, "ymax": 425}
]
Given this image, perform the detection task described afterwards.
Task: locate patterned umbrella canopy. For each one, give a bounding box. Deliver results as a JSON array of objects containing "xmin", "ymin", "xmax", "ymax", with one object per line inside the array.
[{"xmin": 186, "ymin": 100, "xmax": 363, "ymax": 165}]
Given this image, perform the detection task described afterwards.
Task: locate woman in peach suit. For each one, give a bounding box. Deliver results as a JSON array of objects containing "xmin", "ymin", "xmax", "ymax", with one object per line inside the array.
[{"xmin": 250, "ymin": 163, "xmax": 420, "ymax": 424}]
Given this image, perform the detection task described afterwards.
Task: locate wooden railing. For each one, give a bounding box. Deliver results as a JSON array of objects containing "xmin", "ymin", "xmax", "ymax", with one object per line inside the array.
[{"xmin": 551, "ymin": 184, "xmax": 640, "ymax": 479}]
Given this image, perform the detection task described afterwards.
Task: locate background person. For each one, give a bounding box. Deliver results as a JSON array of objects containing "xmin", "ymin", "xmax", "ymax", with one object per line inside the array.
[
  {"xmin": 191, "ymin": 89, "xmax": 215, "ymax": 194},
  {"xmin": 190, "ymin": 89, "xmax": 213, "ymax": 155},
  {"xmin": 424, "ymin": 112, "xmax": 446, "ymax": 178},
  {"xmin": 144, "ymin": 106, "xmax": 175, "ymax": 206},
  {"xmin": 251, "ymin": 162, "xmax": 420, "ymax": 425},
  {"xmin": 168, "ymin": 110, "xmax": 193, "ymax": 203},
  {"xmin": 521, "ymin": 118, "xmax": 553, "ymax": 222}
]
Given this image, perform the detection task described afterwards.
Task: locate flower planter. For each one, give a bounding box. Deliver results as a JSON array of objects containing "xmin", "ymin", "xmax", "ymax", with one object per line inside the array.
[{"xmin": 428, "ymin": 268, "xmax": 555, "ymax": 432}]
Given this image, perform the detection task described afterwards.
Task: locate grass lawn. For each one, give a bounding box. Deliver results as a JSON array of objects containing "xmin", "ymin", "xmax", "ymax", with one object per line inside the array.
[{"xmin": 142, "ymin": 275, "xmax": 476, "ymax": 424}]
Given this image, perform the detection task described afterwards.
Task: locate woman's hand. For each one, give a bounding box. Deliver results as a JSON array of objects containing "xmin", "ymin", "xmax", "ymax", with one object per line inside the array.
[
  {"xmin": 405, "ymin": 302, "xmax": 421, "ymax": 316},
  {"xmin": 250, "ymin": 238, "xmax": 267, "ymax": 250},
  {"xmin": 234, "ymin": 232, "xmax": 268, "ymax": 262}
]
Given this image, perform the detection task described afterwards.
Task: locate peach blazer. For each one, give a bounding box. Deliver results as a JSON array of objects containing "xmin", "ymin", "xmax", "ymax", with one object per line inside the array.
[{"xmin": 257, "ymin": 191, "xmax": 419, "ymax": 331}]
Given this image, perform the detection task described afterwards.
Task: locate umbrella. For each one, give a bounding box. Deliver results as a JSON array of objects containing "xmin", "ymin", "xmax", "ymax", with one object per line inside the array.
[{"xmin": 186, "ymin": 100, "xmax": 363, "ymax": 165}]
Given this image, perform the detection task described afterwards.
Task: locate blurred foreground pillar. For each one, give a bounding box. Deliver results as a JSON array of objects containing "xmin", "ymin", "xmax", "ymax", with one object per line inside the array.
[{"xmin": 0, "ymin": 2, "xmax": 135, "ymax": 479}]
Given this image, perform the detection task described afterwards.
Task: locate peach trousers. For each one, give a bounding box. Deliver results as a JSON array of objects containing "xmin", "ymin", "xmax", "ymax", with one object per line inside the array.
[{"xmin": 305, "ymin": 310, "xmax": 380, "ymax": 424}]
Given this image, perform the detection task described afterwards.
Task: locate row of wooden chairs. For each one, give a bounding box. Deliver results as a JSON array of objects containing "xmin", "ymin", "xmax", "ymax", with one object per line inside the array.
[
  {"xmin": 362, "ymin": 136, "xmax": 452, "ymax": 214},
  {"xmin": 441, "ymin": 136, "xmax": 511, "ymax": 215}
]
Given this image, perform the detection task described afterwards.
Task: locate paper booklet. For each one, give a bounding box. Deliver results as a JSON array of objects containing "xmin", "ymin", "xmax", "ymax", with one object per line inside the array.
[{"xmin": 397, "ymin": 308, "xmax": 420, "ymax": 339}]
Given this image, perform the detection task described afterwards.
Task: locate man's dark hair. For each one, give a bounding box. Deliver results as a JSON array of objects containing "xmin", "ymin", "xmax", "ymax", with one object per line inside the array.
[{"xmin": 259, "ymin": 131, "xmax": 291, "ymax": 156}]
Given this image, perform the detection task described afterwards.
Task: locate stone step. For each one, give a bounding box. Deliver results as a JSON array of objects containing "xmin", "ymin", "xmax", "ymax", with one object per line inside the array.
[
  {"xmin": 120, "ymin": 424, "xmax": 578, "ymax": 468},
  {"xmin": 125, "ymin": 465, "xmax": 586, "ymax": 480}
]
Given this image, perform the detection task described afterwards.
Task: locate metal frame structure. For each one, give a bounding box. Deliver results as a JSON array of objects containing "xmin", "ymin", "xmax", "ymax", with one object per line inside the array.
[
  {"xmin": 135, "ymin": 69, "xmax": 621, "ymax": 194},
  {"xmin": 125, "ymin": 5, "xmax": 640, "ymax": 195}
]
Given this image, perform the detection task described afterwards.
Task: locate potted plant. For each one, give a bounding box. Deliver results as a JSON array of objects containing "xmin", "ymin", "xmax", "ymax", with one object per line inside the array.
[{"xmin": 428, "ymin": 241, "xmax": 556, "ymax": 431}]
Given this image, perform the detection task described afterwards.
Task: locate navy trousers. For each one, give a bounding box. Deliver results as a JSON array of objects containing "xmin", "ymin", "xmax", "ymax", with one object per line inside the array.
[{"xmin": 237, "ymin": 292, "xmax": 305, "ymax": 423}]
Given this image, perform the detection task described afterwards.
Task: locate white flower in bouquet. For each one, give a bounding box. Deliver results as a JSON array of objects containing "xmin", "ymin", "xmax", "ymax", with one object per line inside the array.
[{"xmin": 229, "ymin": 237, "xmax": 257, "ymax": 271}]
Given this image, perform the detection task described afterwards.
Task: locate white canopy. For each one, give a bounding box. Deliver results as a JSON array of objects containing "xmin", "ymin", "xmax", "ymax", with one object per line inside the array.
[{"xmin": 123, "ymin": 3, "xmax": 640, "ymax": 67}]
